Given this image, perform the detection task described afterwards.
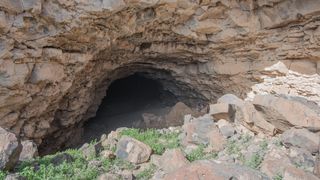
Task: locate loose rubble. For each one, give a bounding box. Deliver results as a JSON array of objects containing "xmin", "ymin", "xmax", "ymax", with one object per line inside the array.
[{"xmin": 1, "ymin": 93, "xmax": 320, "ymax": 180}]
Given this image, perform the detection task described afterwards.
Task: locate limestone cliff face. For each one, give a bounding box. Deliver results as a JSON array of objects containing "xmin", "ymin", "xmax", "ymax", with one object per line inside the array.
[{"xmin": 0, "ymin": 0, "xmax": 320, "ymax": 151}]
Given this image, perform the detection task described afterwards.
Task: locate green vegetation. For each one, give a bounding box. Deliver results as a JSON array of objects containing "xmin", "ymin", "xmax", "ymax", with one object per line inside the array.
[
  {"xmin": 17, "ymin": 149, "xmax": 99, "ymax": 180},
  {"xmin": 243, "ymin": 139, "xmax": 269, "ymax": 169},
  {"xmin": 120, "ymin": 128, "xmax": 180, "ymax": 154},
  {"xmin": 0, "ymin": 171, "xmax": 6, "ymax": 180},
  {"xmin": 135, "ymin": 164, "xmax": 157, "ymax": 180},
  {"xmin": 102, "ymin": 158, "xmax": 135, "ymax": 172},
  {"xmin": 226, "ymin": 134, "xmax": 253, "ymax": 156},
  {"xmin": 244, "ymin": 153, "xmax": 264, "ymax": 169},
  {"xmin": 273, "ymin": 173, "xmax": 283, "ymax": 180},
  {"xmin": 186, "ymin": 144, "xmax": 217, "ymax": 162}
]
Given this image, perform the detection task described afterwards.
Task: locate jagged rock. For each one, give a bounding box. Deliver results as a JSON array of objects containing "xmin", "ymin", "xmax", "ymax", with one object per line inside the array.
[
  {"xmin": 101, "ymin": 130, "xmax": 119, "ymax": 151},
  {"xmin": 182, "ymin": 114, "xmax": 226, "ymax": 151},
  {"xmin": 209, "ymin": 103, "xmax": 235, "ymax": 121},
  {"xmin": 253, "ymin": 95, "xmax": 320, "ymax": 132},
  {"xmin": 158, "ymin": 149, "xmax": 189, "ymax": 173},
  {"xmin": 80, "ymin": 142, "xmax": 101, "ymax": 159},
  {"xmin": 234, "ymin": 101, "xmax": 276, "ymax": 136},
  {"xmin": 165, "ymin": 102, "xmax": 195, "ymax": 127},
  {"xmin": 283, "ymin": 166, "xmax": 319, "ymax": 180},
  {"xmin": 281, "ymin": 128, "xmax": 320, "ymax": 154},
  {"xmin": 116, "ymin": 137, "xmax": 152, "ymax": 164},
  {"xmin": 217, "ymin": 94, "xmax": 245, "ymax": 107},
  {"xmin": 164, "ymin": 160, "xmax": 269, "ymax": 180},
  {"xmin": 0, "ymin": 127, "xmax": 22, "ymax": 170},
  {"xmin": 260, "ymin": 148, "xmax": 293, "ymax": 178},
  {"xmin": 216, "ymin": 119, "xmax": 235, "ymax": 138},
  {"xmin": 19, "ymin": 140, "xmax": 38, "ymax": 161},
  {"xmin": 289, "ymin": 147, "xmax": 315, "ymax": 171}
]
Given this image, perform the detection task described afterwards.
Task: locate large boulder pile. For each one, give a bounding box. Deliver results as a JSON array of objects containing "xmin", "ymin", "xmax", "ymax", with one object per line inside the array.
[
  {"xmin": 1, "ymin": 93, "xmax": 320, "ymax": 180},
  {"xmin": 1, "ymin": 0, "xmax": 320, "ymax": 153}
]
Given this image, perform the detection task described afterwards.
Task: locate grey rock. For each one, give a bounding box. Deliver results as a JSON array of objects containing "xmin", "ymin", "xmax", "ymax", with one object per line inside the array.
[
  {"xmin": 281, "ymin": 128, "xmax": 320, "ymax": 154},
  {"xmin": 0, "ymin": 127, "xmax": 22, "ymax": 170}
]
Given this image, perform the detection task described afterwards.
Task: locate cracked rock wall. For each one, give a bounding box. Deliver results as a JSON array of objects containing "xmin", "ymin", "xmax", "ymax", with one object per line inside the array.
[{"xmin": 0, "ymin": 0, "xmax": 320, "ymax": 152}]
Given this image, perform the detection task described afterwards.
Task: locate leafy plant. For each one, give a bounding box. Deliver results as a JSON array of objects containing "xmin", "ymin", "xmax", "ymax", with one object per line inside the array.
[
  {"xmin": 120, "ymin": 128, "xmax": 180, "ymax": 154},
  {"xmin": 226, "ymin": 139, "xmax": 241, "ymax": 155},
  {"xmin": 273, "ymin": 173, "xmax": 283, "ymax": 180},
  {"xmin": 0, "ymin": 171, "xmax": 6, "ymax": 180},
  {"xmin": 244, "ymin": 153, "xmax": 264, "ymax": 169},
  {"xmin": 186, "ymin": 145, "xmax": 206, "ymax": 162},
  {"xmin": 135, "ymin": 164, "xmax": 157, "ymax": 180},
  {"xmin": 186, "ymin": 145, "xmax": 218, "ymax": 162},
  {"xmin": 17, "ymin": 149, "xmax": 99, "ymax": 180},
  {"xmin": 260, "ymin": 139, "xmax": 268, "ymax": 151}
]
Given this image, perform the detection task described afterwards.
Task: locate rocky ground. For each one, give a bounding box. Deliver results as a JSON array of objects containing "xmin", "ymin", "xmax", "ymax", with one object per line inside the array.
[{"xmin": 1, "ymin": 93, "xmax": 320, "ymax": 180}]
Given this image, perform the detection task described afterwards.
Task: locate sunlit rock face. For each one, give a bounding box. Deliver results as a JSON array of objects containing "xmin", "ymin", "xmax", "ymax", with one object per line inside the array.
[{"xmin": 0, "ymin": 0, "xmax": 320, "ymax": 152}]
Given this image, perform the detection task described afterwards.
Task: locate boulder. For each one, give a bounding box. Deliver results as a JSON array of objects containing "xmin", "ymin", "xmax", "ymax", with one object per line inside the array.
[
  {"xmin": 116, "ymin": 137, "xmax": 152, "ymax": 164},
  {"xmin": 217, "ymin": 94, "xmax": 245, "ymax": 107},
  {"xmin": 260, "ymin": 148, "xmax": 293, "ymax": 178},
  {"xmin": 235, "ymin": 101, "xmax": 276, "ymax": 136},
  {"xmin": 158, "ymin": 149, "xmax": 189, "ymax": 173},
  {"xmin": 283, "ymin": 166, "xmax": 319, "ymax": 180},
  {"xmin": 19, "ymin": 140, "xmax": 38, "ymax": 161},
  {"xmin": 209, "ymin": 103, "xmax": 235, "ymax": 121},
  {"xmin": 216, "ymin": 119, "xmax": 235, "ymax": 138},
  {"xmin": 281, "ymin": 128, "xmax": 320, "ymax": 154},
  {"xmin": 80, "ymin": 142, "xmax": 102, "ymax": 159},
  {"xmin": 165, "ymin": 102, "xmax": 195, "ymax": 127},
  {"xmin": 0, "ymin": 127, "xmax": 22, "ymax": 170},
  {"xmin": 253, "ymin": 95, "xmax": 320, "ymax": 132},
  {"xmin": 289, "ymin": 147, "xmax": 315, "ymax": 171},
  {"xmin": 182, "ymin": 114, "xmax": 226, "ymax": 151},
  {"xmin": 164, "ymin": 160, "xmax": 269, "ymax": 180}
]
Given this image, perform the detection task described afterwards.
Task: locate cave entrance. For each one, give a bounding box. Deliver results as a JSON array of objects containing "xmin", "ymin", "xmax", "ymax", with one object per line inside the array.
[{"xmin": 81, "ymin": 73, "xmax": 178, "ymax": 143}]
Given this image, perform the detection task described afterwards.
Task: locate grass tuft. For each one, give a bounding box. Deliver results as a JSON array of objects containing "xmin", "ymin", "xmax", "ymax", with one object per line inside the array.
[{"xmin": 120, "ymin": 128, "xmax": 180, "ymax": 154}]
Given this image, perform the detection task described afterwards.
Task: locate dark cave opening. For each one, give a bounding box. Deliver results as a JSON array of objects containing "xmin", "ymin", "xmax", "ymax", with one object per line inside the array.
[{"xmin": 81, "ymin": 73, "xmax": 178, "ymax": 143}]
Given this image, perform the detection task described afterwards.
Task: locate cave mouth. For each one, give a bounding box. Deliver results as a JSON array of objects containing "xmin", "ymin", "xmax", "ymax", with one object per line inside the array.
[{"xmin": 81, "ymin": 72, "xmax": 179, "ymax": 144}]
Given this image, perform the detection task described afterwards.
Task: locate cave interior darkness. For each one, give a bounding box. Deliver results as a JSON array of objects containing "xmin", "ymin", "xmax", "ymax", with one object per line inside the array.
[{"xmin": 81, "ymin": 72, "xmax": 181, "ymax": 143}]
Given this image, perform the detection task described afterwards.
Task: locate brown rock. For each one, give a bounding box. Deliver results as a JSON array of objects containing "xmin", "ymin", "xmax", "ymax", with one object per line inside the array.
[
  {"xmin": 253, "ymin": 95, "xmax": 320, "ymax": 132},
  {"xmin": 281, "ymin": 128, "xmax": 320, "ymax": 154},
  {"xmin": 283, "ymin": 166, "xmax": 319, "ymax": 180},
  {"xmin": 235, "ymin": 101, "xmax": 276, "ymax": 136},
  {"xmin": 158, "ymin": 149, "xmax": 189, "ymax": 173},
  {"xmin": 164, "ymin": 160, "xmax": 269, "ymax": 180},
  {"xmin": 116, "ymin": 136, "xmax": 152, "ymax": 164},
  {"xmin": 260, "ymin": 148, "xmax": 293, "ymax": 178},
  {"xmin": 19, "ymin": 140, "xmax": 38, "ymax": 161},
  {"xmin": 0, "ymin": 127, "xmax": 22, "ymax": 170},
  {"xmin": 209, "ymin": 103, "xmax": 234, "ymax": 121},
  {"xmin": 182, "ymin": 114, "xmax": 226, "ymax": 151},
  {"xmin": 165, "ymin": 102, "xmax": 195, "ymax": 127}
]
